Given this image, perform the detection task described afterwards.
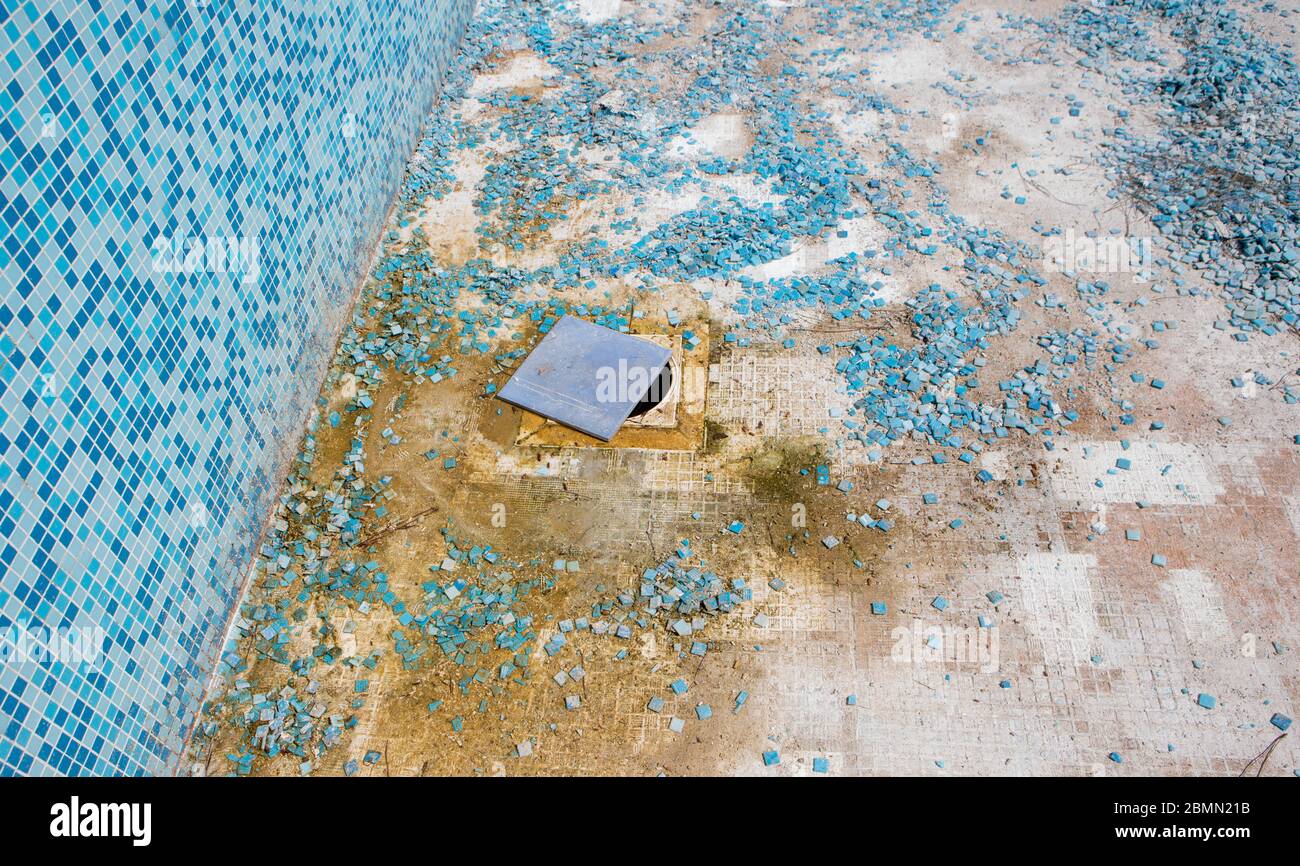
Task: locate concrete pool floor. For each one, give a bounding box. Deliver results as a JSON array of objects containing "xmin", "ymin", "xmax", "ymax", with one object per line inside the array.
[{"xmin": 190, "ymin": 0, "xmax": 1299, "ymax": 776}]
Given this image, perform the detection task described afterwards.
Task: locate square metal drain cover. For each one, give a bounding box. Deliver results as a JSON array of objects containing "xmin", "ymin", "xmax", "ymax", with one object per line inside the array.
[{"xmin": 496, "ymin": 315, "xmax": 671, "ymax": 441}]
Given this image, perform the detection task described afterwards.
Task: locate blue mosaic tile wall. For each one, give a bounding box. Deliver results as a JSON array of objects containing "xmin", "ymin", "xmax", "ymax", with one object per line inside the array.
[{"xmin": 0, "ymin": 0, "xmax": 476, "ymax": 776}]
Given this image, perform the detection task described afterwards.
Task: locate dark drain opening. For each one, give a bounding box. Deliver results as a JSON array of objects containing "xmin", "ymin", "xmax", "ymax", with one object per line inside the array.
[{"xmin": 628, "ymin": 360, "xmax": 674, "ymax": 417}]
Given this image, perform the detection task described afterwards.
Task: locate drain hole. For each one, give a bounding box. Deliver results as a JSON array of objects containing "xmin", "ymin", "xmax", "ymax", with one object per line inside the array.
[{"xmin": 628, "ymin": 361, "xmax": 674, "ymax": 417}]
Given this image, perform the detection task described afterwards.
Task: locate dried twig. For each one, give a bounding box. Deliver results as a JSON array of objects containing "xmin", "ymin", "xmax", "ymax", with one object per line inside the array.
[
  {"xmin": 1239, "ymin": 732, "xmax": 1287, "ymax": 777},
  {"xmin": 354, "ymin": 505, "xmax": 440, "ymax": 548}
]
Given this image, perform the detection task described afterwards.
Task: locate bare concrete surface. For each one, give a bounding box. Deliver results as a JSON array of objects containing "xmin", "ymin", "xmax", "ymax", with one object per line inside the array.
[{"xmin": 191, "ymin": 0, "xmax": 1299, "ymax": 777}]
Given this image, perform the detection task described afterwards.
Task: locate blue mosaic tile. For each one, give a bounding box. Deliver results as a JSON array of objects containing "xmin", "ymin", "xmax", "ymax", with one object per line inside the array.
[{"xmin": 0, "ymin": 0, "xmax": 477, "ymax": 776}]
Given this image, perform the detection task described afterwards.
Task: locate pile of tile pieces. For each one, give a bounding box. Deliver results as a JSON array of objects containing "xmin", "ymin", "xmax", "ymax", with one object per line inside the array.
[
  {"xmin": 602, "ymin": 539, "xmax": 745, "ymax": 640},
  {"xmin": 1046, "ymin": 0, "xmax": 1300, "ymax": 342},
  {"xmin": 394, "ymin": 530, "xmax": 551, "ymax": 687},
  {"xmin": 535, "ymin": 540, "xmax": 743, "ymax": 690}
]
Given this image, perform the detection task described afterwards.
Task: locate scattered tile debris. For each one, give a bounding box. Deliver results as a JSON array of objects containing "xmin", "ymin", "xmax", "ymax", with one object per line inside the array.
[{"xmin": 185, "ymin": 0, "xmax": 1300, "ymax": 781}]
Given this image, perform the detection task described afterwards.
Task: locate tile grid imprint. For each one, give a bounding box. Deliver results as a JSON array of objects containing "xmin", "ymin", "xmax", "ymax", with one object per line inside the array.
[
  {"xmin": 331, "ymin": 419, "xmax": 1296, "ymax": 777},
  {"xmin": 0, "ymin": 0, "xmax": 477, "ymax": 776},
  {"xmin": 523, "ymin": 430, "xmax": 1294, "ymax": 778},
  {"xmin": 466, "ymin": 446, "xmax": 753, "ymax": 554},
  {"xmin": 704, "ymin": 546, "xmax": 1280, "ymax": 776},
  {"xmin": 711, "ymin": 352, "xmax": 853, "ymax": 436}
]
